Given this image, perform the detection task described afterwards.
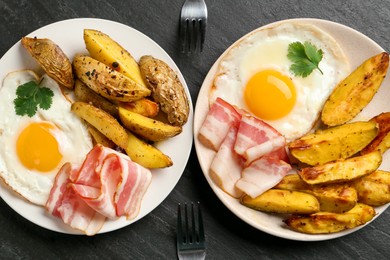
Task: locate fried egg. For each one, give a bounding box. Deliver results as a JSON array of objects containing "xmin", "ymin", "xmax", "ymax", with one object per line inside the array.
[
  {"xmin": 0, "ymin": 70, "xmax": 92, "ymax": 205},
  {"xmin": 210, "ymin": 22, "xmax": 350, "ymax": 141}
]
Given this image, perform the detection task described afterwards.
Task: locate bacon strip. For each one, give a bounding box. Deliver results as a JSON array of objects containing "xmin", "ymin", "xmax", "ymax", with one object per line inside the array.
[
  {"xmin": 45, "ymin": 145, "xmax": 152, "ymax": 235},
  {"xmin": 209, "ymin": 126, "xmax": 244, "ymax": 198},
  {"xmin": 244, "ymin": 136, "xmax": 286, "ymax": 165},
  {"xmin": 235, "ymin": 114, "xmax": 281, "ymax": 155},
  {"xmin": 72, "ymin": 154, "xmax": 122, "ymax": 219},
  {"xmin": 45, "ymin": 163, "xmax": 106, "ymax": 236},
  {"xmin": 234, "ymin": 114, "xmax": 289, "ymax": 162},
  {"xmin": 115, "ymin": 156, "xmax": 152, "ymax": 220},
  {"xmin": 69, "ymin": 144, "xmax": 111, "ymax": 187},
  {"xmin": 198, "ymin": 97, "xmax": 241, "ymax": 151},
  {"xmin": 199, "ymin": 98, "xmax": 293, "ymax": 199},
  {"xmin": 236, "ymin": 156, "xmax": 292, "ymax": 198},
  {"xmin": 58, "ymin": 185, "xmax": 106, "ymax": 236}
]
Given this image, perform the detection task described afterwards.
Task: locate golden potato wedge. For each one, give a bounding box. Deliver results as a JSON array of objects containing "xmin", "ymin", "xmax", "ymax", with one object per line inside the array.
[
  {"xmin": 322, "ymin": 52, "xmax": 389, "ymax": 126},
  {"xmin": 240, "ymin": 189, "xmax": 320, "ymax": 214},
  {"xmin": 139, "ymin": 55, "xmax": 189, "ymax": 126},
  {"xmin": 21, "ymin": 37, "xmax": 74, "ymax": 89},
  {"xmin": 289, "ymin": 121, "xmax": 378, "ymax": 166},
  {"xmin": 361, "ymin": 112, "xmax": 390, "ymax": 155},
  {"xmin": 119, "ymin": 106, "xmax": 182, "ymax": 142},
  {"xmin": 284, "ymin": 203, "xmax": 375, "ymax": 234},
  {"xmin": 86, "ymin": 123, "xmax": 116, "ymax": 149},
  {"xmin": 274, "ymin": 174, "xmax": 309, "ymax": 191},
  {"xmin": 71, "ymin": 101, "xmax": 128, "ymax": 148},
  {"xmin": 73, "ymin": 55, "xmax": 151, "ymax": 102},
  {"xmin": 124, "ymin": 130, "xmax": 173, "ymax": 168},
  {"xmin": 119, "ymin": 99, "xmax": 159, "ymax": 118},
  {"xmin": 298, "ymin": 151, "xmax": 382, "ymax": 185},
  {"xmin": 308, "ymin": 185, "xmax": 357, "ymax": 213},
  {"xmin": 74, "ymin": 79, "xmax": 118, "ymax": 117},
  {"xmin": 274, "ymin": 174, "xmax": 357, "ymax": 213},
  {"xmin": 353, "ymin": 170, "xmax": 390, "ymax": 206},
  {"xmin": 83, "ymin": 29, "xmax": 147, "ymax": 89}
]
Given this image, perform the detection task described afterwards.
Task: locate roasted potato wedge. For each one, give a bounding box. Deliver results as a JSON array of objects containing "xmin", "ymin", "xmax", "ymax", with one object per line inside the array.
[
  {"xmin": 87, "ymin": 123, "xmax": 116, "ymax": 149},
  {"xmin": 353, "ymin": 170, "xmax": 390, "ymax": 206},
  {"xmin": 74, "ymin": 79, "xmax": 118, "ymax": 117},
  {"xmin": 119, "ymin": 106, "xmax": 182, "ymax": 142},
  {"xmin": 83, "ymin": 29, "xmax": 147, "ymax": 89},
  {"xmin": 289, "ymin": 121, "xmax": 378, "ymax": 166},
  {"xmin": 139, "ymin": 55, "xmax": 189, "ymax": 126},
  {"xmin": 361, "ymin": 112, "xmax": 390, "ymax": 155},
  {"xmin": 274, "ymin": 174, "xmax": 357, "ymax": 213},
  {"xmin": 240, "ymin": 189, "xmax": 320, "ymax": 214},
  {"xmin": 321, "ymin": 52, "xmax": 389, "ymax": 126},
  {"xmin": 284, "ymin": 203, "xmax": 375, "ymax": 234},
  {"xmin": 274, "ymin": 174, "xmax": 309, "ymax": 191},
  {"xmin": 21, "ymin": 37, "xmax": 74, "ymax": 89},
  {"xmin": 73, "ymin": 55, "xmax": 151, "ymax": 102},
  {"xmin": 299, "ymin": 151, "xmax": 382, "ymax": 185},
  {"xmin": 71, "ymin": 101, "xmax": 128, "ymax": 149},
  {"xmin": 119, "ymin": 99, "xmax": 159, "ymax": 118},
  {"xmin": 124, "ymin": 130, "xmax": 173, "ymax": 168},
  {"xmin": 309, "ymin": 185, "xmax": 357, "ymax": 213}
]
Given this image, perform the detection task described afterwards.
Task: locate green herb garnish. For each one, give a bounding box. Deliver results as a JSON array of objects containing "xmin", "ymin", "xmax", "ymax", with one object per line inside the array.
[
  {"xmin": 14, "ymin": 80, "xmax": 54, "ymax": 117},
  {"xmin": 287, "ymin": 41, "xmax": 323, "ymax": 77}
]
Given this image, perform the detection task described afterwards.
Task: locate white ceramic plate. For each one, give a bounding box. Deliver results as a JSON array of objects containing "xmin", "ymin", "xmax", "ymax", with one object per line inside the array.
[
  {"xmin": 0, "ymin": 18, "xmax": 193, "ymax": 234},
  {"xmin": 194, "ymin": 18, "xmax": 389, "ymax": 241}
]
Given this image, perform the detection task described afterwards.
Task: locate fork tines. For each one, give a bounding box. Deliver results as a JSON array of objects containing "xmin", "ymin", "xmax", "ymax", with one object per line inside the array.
[
  {"xmin": 180, "ymin": 18, "xmax": 206, "ymax": 53},
  {"xmin": 177, "ymin": 202, "xmax": 206, "ymax": 259},
  {"xmin": 179, "ymin": 0, "xmax": 207, "ymax": 53}
]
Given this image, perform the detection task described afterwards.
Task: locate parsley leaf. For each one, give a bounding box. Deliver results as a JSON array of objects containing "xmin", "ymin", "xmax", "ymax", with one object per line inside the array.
[
  {"xmin": 287, "ymin": 41, "xmax": 323, "ymax": 77},
  {"xmin": 13, "ymin": 80, "xmax": 54, "ymax": 117}
]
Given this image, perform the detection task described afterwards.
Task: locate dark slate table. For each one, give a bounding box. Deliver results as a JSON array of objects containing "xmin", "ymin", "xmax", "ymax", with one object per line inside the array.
[{"xmin": 0, "ymin": 0, "xmax": 389, "ymax": 259}]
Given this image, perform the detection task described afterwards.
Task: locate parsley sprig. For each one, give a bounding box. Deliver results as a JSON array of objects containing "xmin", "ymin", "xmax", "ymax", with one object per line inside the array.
[
  {"xmin": 14, "ymin": 80, "xmax": 54, "ymax": 117},
  {"xmin": 287, "ymin": 41, "xmax": 323, "ymax": 78}
]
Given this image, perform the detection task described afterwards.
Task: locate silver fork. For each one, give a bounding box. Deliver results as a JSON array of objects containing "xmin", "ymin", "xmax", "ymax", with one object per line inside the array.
[
  {"xmin": 179, "ymin": 0, "xmax": 208, "ymax": 53},
  {"xmin": 177, "ymin": 202, "xmax": 206, "ymax": 260}
]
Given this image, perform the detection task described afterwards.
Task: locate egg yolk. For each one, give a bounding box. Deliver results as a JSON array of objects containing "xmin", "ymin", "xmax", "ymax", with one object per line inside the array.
[
  {"xmin": 16, "ymin": 122, "xmax": 62, "ymax": 173},
  {"xmin": 244, "ymin": 69, "xmax": 296, "ymax": 120}
]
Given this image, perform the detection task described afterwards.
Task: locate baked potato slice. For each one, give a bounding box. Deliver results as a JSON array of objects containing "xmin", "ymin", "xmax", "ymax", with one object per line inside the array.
[
  {"xmin": 321, "ymin": 52, "xmax": 389, "ymax": 126},
  {"xmin": 289, "ymin": 121, "xmax": 378, "ymax": 166},
  {"xmin": 73, "ymin": 55, "xmax": 151, "ymax": 102},
  {"xmin": 119, "ymin": 99, "xmax": 159, "ymax": 118},
  {"xmin": 119, "ymin": 106, "xmax": 182, "ymax": 142},
  {"xmin": 21, "ymin": 37, "xmax": 74, "ymax": 89},
  {"xmin": 274, "ymin": 174, "xmax": 357, "ymax": 213},
  {"xmin": 74, "ymin": 79, "xmax": 118, "ymax": 118},
  {"xmin": 139, "ymin": 55, "xmax": 189, "ymax": 126},
  {"xmin": 83, "ymin": 29, "xmax": 147, "ymax": 89},
  {"xmin": 353, "ymin": 170, "xmax": 390, "ymax": 206},
  {"xmin": 284, "ymin": 203, "xmax": 375, "ymax": 234},
  {"xmin": 86, "ymin": 123, "xmax": 116, "ymax": 149},
  {"xmin": 298, "ymin": 151, "xmax": 382, "ymax": 185},
  {"xmin": 124, "ymin": 130, "xmax": 173, "ymax": 168},
  {"xmin": 71, "ymin": 101, "xmax": 128, "ymax": 149},
  {"xmin": 274, "ymin": 174, "xmax": 309, "ymax": 191},
  {"xmin": 240, "ymin": 189, "xmax": 320, "ymax": 214},
  {"xmin": 361, "ymin": 112, "xmax": 390, "ymax": 155},
  {"xmin": 308, "ymin": 185, "xmax": 357, "ymax": 213}
]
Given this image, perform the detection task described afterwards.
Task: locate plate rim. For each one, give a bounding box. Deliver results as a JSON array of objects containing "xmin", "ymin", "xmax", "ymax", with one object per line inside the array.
[
  {"xmin": 0, "ymin": 17, "xmax": 194, "ymax": 235},
  {"xmin": 193, "ymin": 17, "xmax": 389, "ymax": 241}
]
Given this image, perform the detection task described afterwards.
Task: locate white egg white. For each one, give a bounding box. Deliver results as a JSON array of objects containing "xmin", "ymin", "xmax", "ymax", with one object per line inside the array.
[
  {"xmin": 210, "ymin": 22, "xmax": 350, "ymax": 141},
  {"xmin": 0, "ymin": 70, "xmax": 92, "ymax": 205}
]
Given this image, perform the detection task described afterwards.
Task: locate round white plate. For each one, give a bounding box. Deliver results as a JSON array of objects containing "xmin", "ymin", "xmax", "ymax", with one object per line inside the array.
[
  {"xmin": 194, "ymin": 18, "xmax": 389, "ymax": 241},
  {"xmin": 0, "ymin": 18, "xmax": 193, "ymax": 234}
]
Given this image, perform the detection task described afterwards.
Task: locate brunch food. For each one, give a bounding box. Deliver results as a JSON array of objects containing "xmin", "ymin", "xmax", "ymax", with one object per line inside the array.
[
  {"xmin": 0, "ymin": 30, "xmax": 189, "ymax": 235},
  {"xmin": 198, "ymin": 21, "xmax": 390, "ymax": 234}
]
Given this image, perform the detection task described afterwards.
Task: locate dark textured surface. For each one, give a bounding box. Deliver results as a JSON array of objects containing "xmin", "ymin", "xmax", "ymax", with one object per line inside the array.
[{"xmin": 0, "ymin": 0, "xmax": 389, "ymax": 259}]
